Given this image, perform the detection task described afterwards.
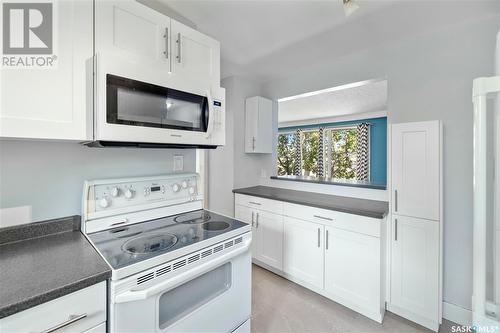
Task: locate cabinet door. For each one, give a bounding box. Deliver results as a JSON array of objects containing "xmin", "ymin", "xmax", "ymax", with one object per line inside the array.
[
  {"xmin": 254, "ymin": 210, "xmax": 283, "ymax": 270},
  {"xmin": 391, "ymin": 215, "xmax": 439, "ymax": 323},
  {"xmin": 170, "ymin": 19, "xmax": 220, "ymax": 87},
  {"xmin": 95, "ymin": 0, "xmax": 170, "ymax": 70},
  {"xmin": 245, "ymin": 98, "xmax": 259, "ymax": 153},
  {"xmin": 283, "ymin": 217, "xmax": 324, "ymax": 289},
  {"xmin": 0, "ymin": 0, "xmax": 92, "ymax": 140},
  {"xmin": 235, "ymin": 205, "xmax": 258, "ymax": 257},
  {"xmin": 255, "ymin": 98, "xmax": 273, "ymax": 153},
  {"xmin": 391, "ymin": 121, "xmax": 440, "ymax": 220},
  {"xmin": 324, "ymin": 226, "xmax": 380, "ymax": 309}
]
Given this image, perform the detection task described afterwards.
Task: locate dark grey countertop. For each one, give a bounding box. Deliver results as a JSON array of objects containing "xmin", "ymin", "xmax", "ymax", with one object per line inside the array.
[
  {"xmin": 0, "ymin": 216, "xmax": 111, "ymax": 319},
  {"xmin": 233, "ymin": 186, "xmax": 388, "ymax": 219},
  {"xmin": 270, "ymin": 175, "xmax": 387, "ymax": 190}
]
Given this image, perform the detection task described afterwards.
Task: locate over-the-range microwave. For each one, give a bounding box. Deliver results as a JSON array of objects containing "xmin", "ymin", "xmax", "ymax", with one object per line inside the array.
[{"xmin": 84, "ymin": 54, "xmax": 225, "ymax": 148}]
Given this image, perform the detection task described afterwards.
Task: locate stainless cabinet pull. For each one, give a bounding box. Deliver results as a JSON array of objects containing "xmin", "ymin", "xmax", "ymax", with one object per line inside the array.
[
  {"xmin": 163, "ymin": 27, "xmax": 168, "ymax": 59},
  {"xmin": 326, "ymin": 230, "xmax": 329, "ymax": 250},
  {"xmin": 41, "ymin": 314, "xmax": 87, "ymax": 333},
  {"xmin": 395, "ymin": 219, "xmax": 398, "ymax": 241},
  {"xmin": 317, "ymin": 228, "xmax": 320, "ymax": 247},
  {"xmin": 394, "ymin": 189, "xmax": 398, "ymax": 212},
  {"xmin": 251, "ymin": 211, "xmax": 254, "ymax": 227},
  {"xmin": 176, "ymin": 32, "xmax": 181, "ymax": 63},
  {"xmin": 252, "ymin": 137, "xmax": 256, "ymax": 150},
  {"xmin": 249, "ymin": 201, "xmax": 261, "ymax": 206},
  {"xmin": 313, "ymin": 215, "xmax": 333, "ymax": 221},
  {"xmin": 256, "ymin": 213, "xmax": 259, "ymax": 228}
]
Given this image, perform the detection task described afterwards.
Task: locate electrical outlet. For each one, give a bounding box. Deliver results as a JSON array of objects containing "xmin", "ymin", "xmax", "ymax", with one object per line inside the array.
[{"xmin": 173, "ymin": 155, "xmax": 184, "ymax": 172}]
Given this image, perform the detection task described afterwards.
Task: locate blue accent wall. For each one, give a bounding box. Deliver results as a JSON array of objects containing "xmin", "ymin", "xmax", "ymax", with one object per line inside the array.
[{"xmin": 279, "ymin": 117, "xmax": 387, "ymax": 185}]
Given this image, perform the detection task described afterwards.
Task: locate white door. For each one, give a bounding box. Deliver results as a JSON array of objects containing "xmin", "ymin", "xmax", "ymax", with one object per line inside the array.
[
  {"xmin": 0, "ymin": 0, "xmax": 92, "ymax": 140},
  {"xmin": 235, "ymin": 205, "xmax": 258, "ymax": 258},
  {"xmin": 254, "ymin": 210, "xmax": 283, "ymax": 270},
  {"xmin": 391, "ymin": 215, "xmax": 439, "ymax": 323},
  {"xmin": 324, "ymin": 226, "xmax": 380, "ymax": 310},
  {"xmin": 245, "ymin": 98, "xmax": 259, "ymax": 153},
  {"xmin": 255, "ymin": 98, "xmax": 273, "ymax": 153},
  {"xmin": 95, "ymin": 0, "xmax": 171, "ymax": 71},
  {"xmin": 283, "ymin": 217, "xmax": 324, "ymax": 289},
  {"xmin": 170, "ymin": 19, "xmax": 220, "ymax": 87},
  {"xmin": 391, "ymin": 121, "xmax": 440, "ymax": 220}
]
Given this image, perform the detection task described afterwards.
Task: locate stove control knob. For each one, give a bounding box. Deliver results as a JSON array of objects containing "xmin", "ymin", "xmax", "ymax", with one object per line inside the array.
[
  {"xmin": 99, "ymin": 197, "xmax": 110, "ymax": 208},
  {"xmin": 172, "ymin": 183, "xmax": 180, "ymax": 193},
  {"xmin": 188, "ymin": 187, "xmax": 196, "ymax": 195},
  {"xmin": 124, "ymin": 189, "xmax": 135, "ymax": 199},
  {"xmin": 181, "ymin": 180, "xmax": 188, "ymax": 189},
  {"xmin": 111, "ymin": 187, "xmax": 120, "ymax": 197}
]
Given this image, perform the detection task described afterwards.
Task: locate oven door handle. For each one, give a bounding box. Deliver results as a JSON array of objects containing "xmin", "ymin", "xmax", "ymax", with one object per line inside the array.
[
  {"xmin": 114, "ymin": 238, "xmax": 251, "ymax": 304},
  {"xmin": 205, "ymin": 90, "xmax": 215, "ymax": 139}
]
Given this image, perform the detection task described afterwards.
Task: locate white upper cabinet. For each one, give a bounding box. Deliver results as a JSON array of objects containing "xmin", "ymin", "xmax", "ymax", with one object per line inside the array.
[
  {"xmin": 390, "ymin": 215, "xmax": 439, "ymax": 329},
  {"xmin": 245, "ymin": 96, "xmax": 273, "ymax": 154},
  {"xmin": 391, "ymin": 121, "xmax": 441, "ymax": 220},
  {"xmin": 170, "ymin": 19, "xmax": 220, "ymax": 88},
  {"xmin": 0, "ymin": 0, "xmax": 93, "ymax": 140},
  {"xmin": 95, "ymin": 0, "xmax": 171, "ymax": 73},
  {"xmin": 283, "ymin": 216, "xmax": 324, "ymax": 289}
]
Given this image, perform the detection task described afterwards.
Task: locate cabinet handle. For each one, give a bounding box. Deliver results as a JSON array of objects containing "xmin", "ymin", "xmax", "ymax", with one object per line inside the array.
[
  {"xmin": 249, "ymin": 201, "xmax": 261, "ymax": 206},
  {"xmin": 313, "ymin": 215, "xmax": 333, "ymax": 221},
  {"xmin": 251, "ymin": 211, "xmax": 254, "ymax": 227},
  {"xmin": 256, "ymin": 212, "xmax": 259, "ymax": 228},
  {"xmin": 317, "ymin": 228, "xmax": 320, "ymax": 248},
  {"xmin": 252, "ymin": 136, "xmax": 256, "ymax": 151},
  {"xmin": 394, "ymin": 189, "xmax": 398, "ymax": 212},
  {"xmin": 41, "ymin": 314, "xmax": 87, "ymax": 333},
  {"xmin": 176, "ymin": 32, "xmax": 181, "ymax": 63},
  {"xmin": 163, "ymin": 27, "xmax": 168, "ymax": 59},
  {"xmin": 395, "ymin": 218, "xmax": 398, "ymax": 241},
  {"xmin": 326, "ymin": 230, "xmax": 329, "ymax": 250}
]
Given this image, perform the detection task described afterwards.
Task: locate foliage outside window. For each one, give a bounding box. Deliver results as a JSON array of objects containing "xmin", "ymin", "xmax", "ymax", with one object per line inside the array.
[{"xmin": 277, "ymin": 127, "xmax": 360, "ymax": 180}]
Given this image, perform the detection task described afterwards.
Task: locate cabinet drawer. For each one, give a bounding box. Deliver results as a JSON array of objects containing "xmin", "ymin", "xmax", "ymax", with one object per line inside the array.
[
  {"xmin": 284, "ymin": 202, "xmax": 381, "ymax": 238},
  {"xmin": 0, "ymin": 282, "xmax": 106, "ymax": 333},
  {"xmin": 235, "ymin": 194, "xmax": 283, "ymax": 214}
]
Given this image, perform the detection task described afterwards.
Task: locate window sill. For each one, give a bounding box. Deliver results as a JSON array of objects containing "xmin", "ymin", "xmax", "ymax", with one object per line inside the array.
[{"xmin": 270, "ymin": 175, "xmax": 387, "ymax": 190}]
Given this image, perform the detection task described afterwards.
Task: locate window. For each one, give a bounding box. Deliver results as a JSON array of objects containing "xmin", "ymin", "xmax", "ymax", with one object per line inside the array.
[{"xmin": 277, "ymin": 126, "xmax": 363, "ymax": 180}]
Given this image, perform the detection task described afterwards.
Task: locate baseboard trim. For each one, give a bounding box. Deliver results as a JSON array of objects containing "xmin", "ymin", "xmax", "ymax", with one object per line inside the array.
[{"xmin": 442, "ymin": 302, "xmax": 472, "ymax": 326}]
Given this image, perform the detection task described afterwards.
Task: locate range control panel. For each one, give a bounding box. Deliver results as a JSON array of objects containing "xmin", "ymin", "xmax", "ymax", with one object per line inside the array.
[{"xmin": 90, "ymin": 174, "xmax": 200, "ymax": 212}]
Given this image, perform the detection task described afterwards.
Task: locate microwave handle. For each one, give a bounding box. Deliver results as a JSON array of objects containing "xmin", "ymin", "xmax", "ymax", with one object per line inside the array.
[
  {"xmin": 205, "ymin": 90, "xmax": 215, "ymax": 138},
  {"xmin": 114, "ymin": 238, "xmax": 251, "ymax": 304}
]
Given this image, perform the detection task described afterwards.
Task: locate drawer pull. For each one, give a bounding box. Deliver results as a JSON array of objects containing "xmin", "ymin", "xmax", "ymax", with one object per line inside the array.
[
  {"xmin": 41, "ymin": 313, "xmax": 87, "ymax": 333},
  {"xmin": 249, "ymin": 202, "xmax": 261, "ymax": 206},
  {"xmin": 317, "ymin": 228, "xmax": 321, "ymax": 248},
  {"xmin": 313, "ymin": 215, "xmax": 333, "ymax": 221}
]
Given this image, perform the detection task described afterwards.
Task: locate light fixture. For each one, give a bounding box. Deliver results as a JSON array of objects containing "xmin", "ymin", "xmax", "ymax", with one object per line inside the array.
[{"xmin": 343, "ymin": 0, "xmax": 359, "ymax": 17}]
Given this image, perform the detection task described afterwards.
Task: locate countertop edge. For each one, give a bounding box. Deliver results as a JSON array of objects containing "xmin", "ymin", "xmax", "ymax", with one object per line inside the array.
[
  {"xmin": 0, "ymin": 270, "xmax": 110, "ymax": 319},
  {"xmin": 269, "ymin": 176, "xmax": 387, "ymax": 190},
  {"xmin": 233, "ymin": 187, "xmax": 388, "ymax": 219}
]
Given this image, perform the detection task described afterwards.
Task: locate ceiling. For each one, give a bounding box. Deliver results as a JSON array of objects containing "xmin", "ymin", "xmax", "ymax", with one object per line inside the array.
[
  {"xmin": 278, "ymin": 79, "xmax": 387, "ymax": 124},
  {"xmin": 160, "ymin": 0, "xmax": 500, "ymax": 82}
]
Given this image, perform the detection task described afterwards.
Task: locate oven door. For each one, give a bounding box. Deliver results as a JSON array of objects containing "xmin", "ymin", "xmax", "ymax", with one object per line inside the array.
[{"xmin": 110, "ymin": 237, "xmax": 251, "ymax": 333}]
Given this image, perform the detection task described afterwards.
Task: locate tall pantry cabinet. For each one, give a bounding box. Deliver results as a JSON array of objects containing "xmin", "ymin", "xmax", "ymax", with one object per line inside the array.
[{"xmin": 389, "ymin": 121, "xmax": 442, "ymax": 332}]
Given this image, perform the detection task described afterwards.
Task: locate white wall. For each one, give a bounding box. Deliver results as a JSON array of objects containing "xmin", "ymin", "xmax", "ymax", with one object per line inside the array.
[
  {"xmin": 254, "ymin": 12, "xmax": 500, "ymax": 312},
  {"xmin": 0, "ymin": 140, "xmax": 196, "ymax": 223}
]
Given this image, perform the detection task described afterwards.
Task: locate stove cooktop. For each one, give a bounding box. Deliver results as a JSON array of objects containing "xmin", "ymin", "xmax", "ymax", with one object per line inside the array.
[{"xmin": 87, "ymin": 209, "xmax": 248, "ymax": 270}]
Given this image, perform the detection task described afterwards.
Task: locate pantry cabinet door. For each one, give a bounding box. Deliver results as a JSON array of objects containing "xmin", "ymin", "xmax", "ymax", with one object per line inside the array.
[
  {"xmin": 95, "ymin": 0, "xmax": 171, "ymax": 71},
  {"xmin": 170, "ymin": 19, "xmax": 220, "ymax": 87},
  {"xmin": 254, "ymin": 210, "xmax": 283, "ymax": 270},
  {"xmin": 0, "ymin": 0, "xmax": 92, "ymax": 140},
  {"xmin": 391, "ymin": 215, "xmax": 439, "ymax": 323},
  {"xmin": 283, "ymin": 216, "xmax": 324, "ymax": 289},
  {"xmin": 324, "ymin": 226, "xmax": 380, "ymax": 310}
]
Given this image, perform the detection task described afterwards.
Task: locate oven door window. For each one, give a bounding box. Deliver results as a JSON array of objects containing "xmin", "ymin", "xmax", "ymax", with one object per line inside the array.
[
  {"xmin": 106, "ymin": 74, "xmax": 209, "ymax": 132},
  {"xmin": 158, "ymin": 262, "xmax": 232, "ymax": 330}
]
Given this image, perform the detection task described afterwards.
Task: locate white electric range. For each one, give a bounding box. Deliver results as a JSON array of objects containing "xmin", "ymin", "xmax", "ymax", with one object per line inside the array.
[{"xmin": 82, "ymin": 173, "xmax": 252, "ymax": 333}]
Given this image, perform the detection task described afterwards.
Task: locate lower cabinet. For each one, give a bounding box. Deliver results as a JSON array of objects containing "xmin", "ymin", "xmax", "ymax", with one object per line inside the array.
[
  {"xmin": 283, "ymin": 216, "xmax": 324, "ymax": 289},
  {"xmin": 0, "ymin": 282, "xmax": 107, "ymax": 333},
  {"xmin": 324, "ymin": 226, "xmax": 382, "ymax": 320},
  {"xmin": 390, "ymin": 215, "xmax": 439, "ymax": 331},
  {"xmin": 235, "ymin": 204, "xmax": 283, "ymax": 270}
]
